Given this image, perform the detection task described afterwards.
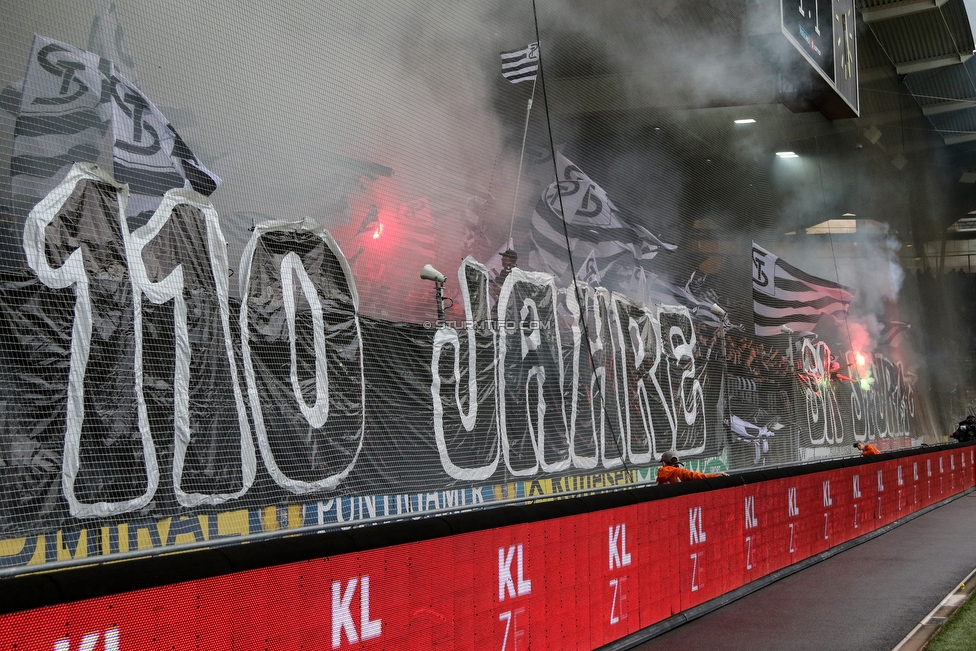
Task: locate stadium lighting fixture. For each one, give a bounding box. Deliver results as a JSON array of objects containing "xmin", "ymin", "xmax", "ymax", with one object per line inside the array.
[
  {"xmin": 734, "ymin": 118, "xmax": 756, "ymax": 124},
  {"xmin": 776, "ymin": 151, "xmax": 799, "ymax": 158}
]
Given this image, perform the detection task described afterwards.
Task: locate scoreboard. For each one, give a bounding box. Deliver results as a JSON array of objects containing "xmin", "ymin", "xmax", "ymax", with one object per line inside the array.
[{"xmin": 781, "ymin": 0, "xmax": 859, "ymax": 117}]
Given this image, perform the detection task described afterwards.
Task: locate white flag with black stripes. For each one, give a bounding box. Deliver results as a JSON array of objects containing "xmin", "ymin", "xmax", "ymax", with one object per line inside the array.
[
  {"xmin": 11, "ymin": 34, "xmax": 220, "ymax": 219},
  {"xmin": 752, "ymin": 242, "xmax": 855, "ymax": 336},
  {"xmin": 500, "ymin": 42, "xmax": 539, "ymax": 84},
  {"xmin": 10, "ymin": 34, "xmax": 111, "ymax": 211},
  {"xmin": 111, "ymin": 72, "xmax": 221, "ymax": 217},
  {"xmin": 528, "ymin": 152, "xmax": 676, "ymax": 278}
]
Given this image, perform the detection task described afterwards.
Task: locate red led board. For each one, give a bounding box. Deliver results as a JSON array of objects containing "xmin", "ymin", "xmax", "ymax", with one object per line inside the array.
[{"xmin": 2, "ymin": 448, "xmax": 972, "ymax": 651}]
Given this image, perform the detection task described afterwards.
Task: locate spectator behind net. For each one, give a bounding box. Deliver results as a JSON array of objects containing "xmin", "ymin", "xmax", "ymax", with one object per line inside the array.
[
  {"xmin": 951, "ymin": 415, "xmax": 976, "ymax": 443},
  {"xmin": 854, "ymin": 441, "xmax": 880, "ymax": 456},
  {"xmin": 657, "ymin": 450, "xmax": 728, "ymax": 484},
  {"xmin": 489, "ymin": 249, "xmax": 518, "ymax": 300}
]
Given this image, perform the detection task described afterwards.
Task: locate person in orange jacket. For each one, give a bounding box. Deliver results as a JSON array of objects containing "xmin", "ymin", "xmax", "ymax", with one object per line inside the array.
[
  {"xmin": 656, "ymin": 450, "xmax": 729, "ymax": 485},
  {"xmin": 854, "ymin": 441, "xmax": 881, "ymax": 456}
]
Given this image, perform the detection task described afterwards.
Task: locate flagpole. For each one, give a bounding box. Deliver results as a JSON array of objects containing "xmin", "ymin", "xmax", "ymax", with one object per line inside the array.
[{"xmin": 508, "ymin": 77, "xmax": 537, "ymax": 245}]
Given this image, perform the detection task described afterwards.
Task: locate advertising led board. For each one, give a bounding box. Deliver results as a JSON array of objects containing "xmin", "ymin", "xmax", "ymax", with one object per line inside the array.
[{"xmin": 0, "ymin": 448, "xmax": 971, "ymax": 651}]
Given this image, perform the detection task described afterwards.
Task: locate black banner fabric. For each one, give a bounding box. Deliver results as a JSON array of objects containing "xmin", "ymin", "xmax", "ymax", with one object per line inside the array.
[{"xmin": 0, "ymin": 165, "xmax": 919, "ymax": 541}]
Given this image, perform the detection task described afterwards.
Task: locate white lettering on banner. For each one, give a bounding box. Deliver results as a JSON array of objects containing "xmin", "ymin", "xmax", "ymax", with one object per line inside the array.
[
  {"xmin": 789, "ymin": 523, "xmax": 796, "ymax": 554},
  {"xmin": 691, "ymin": 552, "xmax": 701, "ymax": 592},
  {"xmin": 689, "ymin": 506, "xmax": 706, "ymax": 545},
  {"xmin": 498, "ymin": 544, "xmax": 532, "ymax": 601},
  {"xmin": 651, "ymin": 304, "xmax": 708, "ymax": 457},
  {"xmin": 438, "ymin": 268, "xmax": 711, "ymax": 482},
  {"xmin": 591, "ymin": 287, "xmax": 626, "ymax": 468},
  {"xmin": 331, "ymin": 576, "xmax": 381, "ymax": 648},
  {"xmin": 53, "ymin": 629, "xmax": 119, "ymax": 651},
  {"xmin": 800, "ymin": 339, "xmax": 844, "ymax": 446},
  {"xmin": 37, "ymin": 167, "xmax": 939, "ymax": 526},
  {"xmin": 611, "ymin": 296, "xmax": 707, "ymax": 463},
  {"xmin": 914, "ymin": 462, "xmax": 919, "ymax": 481},
  {"xmin": 609, "ymin": 524, "xmax": 632, "ymax": 570},
  {"xmin": 431, "ymin": 258, "xmax": 499, "ymax": 481},
  {"xmin": 746, "ymin": 536, "xmax": 754, "ymax": 570},
  {"xmin": 898, "ymin": 466, "xmax": 904, "ymax": 486},
  {"xmin": 853, "ymin": 475, "xmax": 861, "ymax": 529},
  {"xmin": 497, "ymin": 269, "xmax": 569, "ymax": 476},
  {"xmin": 788, "ymin": 487, "xmax": 799, "ymax": 517},
  {"xmin": 927, "ymin": 460, "xmax": 932, "ymax": 477},
  {"xmin": 745, "ymin": 496, "xmax": 758, "ymax": 529},
  {"xmin": 127, "ymin": 190, "xmax": 255, "ymax": 508},
  {"xmin": 280, "ymin": 252, "xmax": 330, "ymax": 428},
  {"xmin": 23, "ymin": 168, "xmax": 723, "ymax": 519},
  {"xmin": 559, "ymin": 287, "xmax": 596, "ymax": 470},
  {"xmin": 23, "ymin": 165, "xmax": 159, "ymax": 518},
  {"xmin": 239, "ymin": 220, "xmax": 366, "ymax": 495},
  {"xmin": 940, "ymin": 458, "xmax": 944, "ymax": 474},
  {"xmin": 877, "ymin": 470, "xmax": 885, "ymax": 492},
  {"xmin": 850, "ymin": 353, "xmax": 915, "ymax": 441}
]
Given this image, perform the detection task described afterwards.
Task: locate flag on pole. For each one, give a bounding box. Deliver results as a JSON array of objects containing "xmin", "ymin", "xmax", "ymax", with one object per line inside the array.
[
  {"xmin": 10, "ymin": 34, "xmax": 219, "ymax": 219},
  {"xmin": 10, "ymin": 35, "xmax": 110, "ymax": 212},
  {"xmin": 752, "ymin": 242, "xmax": 855, "ymax": 336},
  {"xmin": 576, "ymin": 250, "xmax": 602, "ymax": 285},
  {"xmin": 87, "ymin": 0, "xmax": 139, "ymax": 85},
  {"xmin": 500, "ymin": 42, "xmax": 539, "ymax": 84},
  {"xmin": 528, "ymin": 152, "xmax": 676, "ymax": 279}
]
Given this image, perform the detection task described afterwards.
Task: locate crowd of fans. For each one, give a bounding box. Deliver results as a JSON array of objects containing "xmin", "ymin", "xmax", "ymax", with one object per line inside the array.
[{"xmin": 723, "ymin": 332, "xmax": 794, "ymax": 379}]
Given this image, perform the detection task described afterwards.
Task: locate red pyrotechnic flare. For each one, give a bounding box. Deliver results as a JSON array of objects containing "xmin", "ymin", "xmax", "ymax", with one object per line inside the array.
[{"xmin": 373, "ymin": 223, "xmax": 383, "ymax": 239}]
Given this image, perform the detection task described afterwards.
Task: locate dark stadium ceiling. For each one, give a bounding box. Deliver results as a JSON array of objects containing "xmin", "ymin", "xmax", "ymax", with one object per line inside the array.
[{"xmin": 531, "ymin": 0, "xmax": 976, "ymax": 238}]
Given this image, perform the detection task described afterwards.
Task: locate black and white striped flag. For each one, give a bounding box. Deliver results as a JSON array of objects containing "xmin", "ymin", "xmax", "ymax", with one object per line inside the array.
[
  {"xmin": 111, "ymin": 71, "xmax": 221, "ymax": 217},
  {"xmin": 10, "ymin": 34, "xmax": 220, "ymax": 219},
  {"xmin": 528, "ymin": 152, "xmax": 676, "ymax": 280},
  {"xmin": 10, "ymin": 35, "xmax": 110, "ymax": 213},
  {"xmin": 878, "ymin": 321, "xmax": 910, "ymax": 348},
  {"xmin": 500, "ymin": 42, "xmax": 539, "ymax": 84},
  {"xmin": 576, "ymin": 249, "xmax": 602, "ymax": 285},
  {"xmin": 752, "ymin": 242, "xmax": 854, "ymax": 336}
]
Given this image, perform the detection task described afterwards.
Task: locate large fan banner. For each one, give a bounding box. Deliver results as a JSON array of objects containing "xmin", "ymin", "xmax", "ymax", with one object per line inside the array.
[{"xmin": 0, "ymin": 166, "xmax": 919, "ymax": 572}]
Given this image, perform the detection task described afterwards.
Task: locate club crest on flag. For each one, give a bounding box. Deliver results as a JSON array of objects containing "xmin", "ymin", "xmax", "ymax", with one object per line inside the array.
[
  {"xmin": 10, "ymin": 35, "xmax": 111, "ymax": 208},
  {"xmin": 752, "ymin": 245, "xmax": 776, "ymax": 297},
  {"xmin": 500, "ymin": 42, "xmax": 539, "ymax": 84},
  {"xmin": 529, "ymin": 153, "xmax": 675, "ymax": 280},
  {"xmin": 10, "ymin": 33, "xmax": 220, "ymax": 220}
]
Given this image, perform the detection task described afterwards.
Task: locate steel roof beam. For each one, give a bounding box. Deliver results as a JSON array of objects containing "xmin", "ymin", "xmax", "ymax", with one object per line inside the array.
[
  {"xmin": 861, "ymin": 0, "xmax": 951, "ymax": 23},
  {"xmin": 922, "ymin": 99, "xmax": 976, "ymax": 115},
  {"xmin": 896, "ymin": 52, "xmax": 973, "ymax": 75}
]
